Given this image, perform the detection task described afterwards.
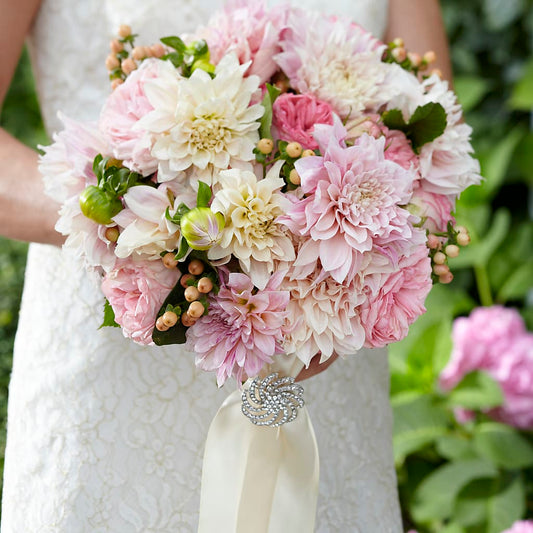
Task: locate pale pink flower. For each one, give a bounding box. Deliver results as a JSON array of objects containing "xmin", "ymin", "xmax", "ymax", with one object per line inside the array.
[
  {"xmin": 281, "ymin": 120, "xmax": 418, "ymax": 283},
  {"xmin": 408, "ymin": 183, "xmax": 455, "ymax": 234},
  {"xmin": 275, "ymin": 10, "xmax": 391, "ymax": 118},
  {"xmin": 185, "ymin": 272, "xmax": 289, "ymax": 386},
  {"xmin": 197, "ymin": 0, "xmax": 285, "ymax": 84},
  {"xmin": 272, "ymin": 93, "xmax": 334, "ymax": 150},
  {"xmin": 101, "ymin": 257, "xmax": 180, "ymax": 345},
  {"xmin": 359, "ymin": 244, "xmax": 432, "ymax": 348},
  {"xmin": 281, "ymin": 253, "xmax": 365, "ymax": 366},
  {"xmin": 503, "ymin": 521, "xmax": 533, "ymax": 533},
  {"xmin": 440, "ymin": 306, "xmax": 533, "ymax": 430},
  {"xmin": 99, "ymin": 59, "xmax": 165, "ymax": 176},
  {"xmin": 383, "ymin": 128, "xmax": 418, "ymax": 171}
]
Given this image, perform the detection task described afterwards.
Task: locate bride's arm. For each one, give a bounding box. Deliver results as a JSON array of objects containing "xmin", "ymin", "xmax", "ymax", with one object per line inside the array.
[
  {"xmin": 0, "ymin": 0, "xmax": 63, "ymax": 246},
  {"xmin": 385, "ymin": 0, "xmax": 453, "ymax": 83}
]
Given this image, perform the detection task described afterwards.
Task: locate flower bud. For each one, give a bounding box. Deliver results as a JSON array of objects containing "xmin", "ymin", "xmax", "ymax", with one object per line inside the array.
[
  {"xmin": 105, "ymin": 226, "xmax": 120, "ymax": 243},
  {"xmin": 180, "ymin": 207, "xmax": 225, "ymax": 251},
  {"xmin": 79, "ymin": 186, "xmax": 122, "ymax": 225}
]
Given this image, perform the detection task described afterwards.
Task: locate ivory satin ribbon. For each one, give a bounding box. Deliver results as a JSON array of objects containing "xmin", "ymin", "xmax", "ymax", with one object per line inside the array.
[{"xmin": 197, "ymin": 371, "xmax": 319, "ymax": 533}]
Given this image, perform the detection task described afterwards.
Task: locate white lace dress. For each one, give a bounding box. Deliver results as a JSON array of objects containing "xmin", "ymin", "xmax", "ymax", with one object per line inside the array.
[{"xmin": 1, "ymin": 1, "xmax": 402, "ymax": 531}]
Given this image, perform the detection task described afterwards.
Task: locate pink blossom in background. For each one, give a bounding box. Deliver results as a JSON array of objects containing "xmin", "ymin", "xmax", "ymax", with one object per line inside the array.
[
  {"xmin": 101, "ymin": 258, "xmax": 180, "ymax": 345},
  {"xmin": 272, "ymin": 93, "xmax": 334, "ymax": 150},
  {"xmin": 198, "ymin": 0, "xmax": 285, "ymax": 84},
  {"xmin": 359, "ymin": 244, "xmax": 432, "ymax": 348},
  {"xmin": 408, "ymin": 183, "xmax": 455, "ymax": 234},
  {"xmin": 281, "ymin": 120, "xmax": 418, "ymax": 283},
  {"xmin": 186, "ymin": 272, "xmax": 289, "ymax": 386},
  {"xmin": 99, "ymin": 59, "xmax": 166, "ymax": 176},
  {"xmin": 440, "ymin": 306, "xmax": 533, "ymax": 430},
  {"xmin": 502, "ymin": 521, "xmax": 533, "ymax": 533}
]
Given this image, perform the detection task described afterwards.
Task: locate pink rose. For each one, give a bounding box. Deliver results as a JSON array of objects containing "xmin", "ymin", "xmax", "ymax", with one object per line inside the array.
[
  {"xmin": 502, "ymin": 521, "xmax": 533, "ymax": 533},
  {"xmin": 99, "ymin": 59, "xmax": 163, "ymax": 176},
  {"xmin": 408, "ymin": 183, "xmax": 455, "ymax": 233},
  {"xmin": 383, "ymin": 128, "xmax": 418, "ymax": 171},
  {"xmin": 360, "ymin": 245, "xmax": 432, "ymax": 348},
  {"xmin": 440, "ymin": 306, "xmax": 533, "ymax": 430},
  {"xmin": 272, "ymin": 93, "xmax": 334, "ymax": 150},
  {"xmin": 101, "ymin": 257, "xmax": 180, "ymax": 345}
]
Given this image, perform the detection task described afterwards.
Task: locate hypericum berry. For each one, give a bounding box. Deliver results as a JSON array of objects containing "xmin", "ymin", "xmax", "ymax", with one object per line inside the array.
[
  {"xmin": 151, "ymin": 43, "xmax": 165, "ymax": 58},
  {"xmin": 181, "ymin": 313, "xmax": 197, "ymax": 327},
  {"xmin": 162, "ymin": 311, "xmax": 178, "ymax": 327},
  {"xmin": 407, "ymin": 52, "xmax": 422, "ymax": 68},
  {"xmin": 433, "ymin": 264, "xmax": 449, "ymax": 276},
  {"xmin": 180, "ymin": 273, "xmax": 195, "ymax": 288},
  {"xmin": 111, "ymin": 79, "xmax": 124, "ymax": 90},
  {"xmin": 439, "ymin": 271, "xmax": 454, "ymax": 284},
  {"xmin": 392, "ymin": 47, "xmax": 407, "ymax": 62},
  {"xmin": 431, "ymin": 68, "xmax": 443, "ymax": 78},
  {"xmin": 427, "ymin": 234, "xmax": 441, "ymax": 249},
  {"xmin": 197, "ymin": 277, "xmax": 214, "ymax": 293},
  {"xmin": 156, "ymin": 316, "xmax": 169, "ymax": 331},
  {"xmin": 286, "ymin": 142, "xmax": 303, "ymax": 158},
  {"xmin": 188, "ymin": 259, "xmax": 205, "ymax": 276},
  {"xmin": 184, "ymin": 286, "xmax": 200, "ymax": 302},
  {"xmin": 162, "ymin": 252, "xmax": 178, "ymax": 269},
  {"xmin": 392, "ymin": 37, "xmax": 404, "ymax": 47},
  {"xmin": 456, "ymin": 225, "xmax": 468, "ymax": 234},
  {"xmin": 289, "ymin": 169, "xmax": 301, "ymax": 185},
  {"xmin": 423, "ymin": 50, "xmax": 437, "ymax": 64},
  {"xmin": 257, "ymin": 138, "xmax": 274, "ymax": 155},
  {"xmin": 110, "ymin": 39, "xmax": 124, "ymax": 53},
  {"xmin": 188, "ymin": 301, "xmax": 205, "ymax": 318},
  {"xmin": 433, "ymin": 251, "xmax": 447, "ymax": 265},
  {"xmin": 104, "ymin": 226, "xmax": 120, "ymax": 243},
  {"xmin": 445, "ymin": 244, "xmax": 460, "ymax": 258},
  {"xmin": 105, "ymin": 54, "xmax": 120, "ymax": 71},
  {"xmin": 121, "ymin": 58, "xmax": 137, "ymax": 75},
  {"xmin": 118, "ymin": 24, "xmax": 132, "ymax": 38},
  {"xmin": 457, "ymin": 232, "xmax": 471, "ymax": 246},
  {"xmin": 132, "ymin": 46, "xmax": 146, "ymax": 60},
  {"xmin": 301, "ymin": 149, "xmax": 315, "ymax": 158}
]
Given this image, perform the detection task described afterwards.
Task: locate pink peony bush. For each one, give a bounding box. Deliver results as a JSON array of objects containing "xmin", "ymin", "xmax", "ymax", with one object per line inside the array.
[
  {"xmin": 503, "ymin": 521, "xmax": 533, "ymax": 533},
  {"xmin": 440, "ymin": 305, "xmax": 533, "ymax": 429}
]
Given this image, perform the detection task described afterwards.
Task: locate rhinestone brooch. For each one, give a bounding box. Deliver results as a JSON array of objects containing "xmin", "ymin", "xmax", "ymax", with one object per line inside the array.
[{"xmin": 241, "ymin": 372, "xmax": 305, "ymax": 427}]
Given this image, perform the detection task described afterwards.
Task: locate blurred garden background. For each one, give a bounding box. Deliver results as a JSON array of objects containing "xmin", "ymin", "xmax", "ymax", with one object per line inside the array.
[{"xmin": 0, "ymin": 0, "xmax": 532, "ymax": 531}]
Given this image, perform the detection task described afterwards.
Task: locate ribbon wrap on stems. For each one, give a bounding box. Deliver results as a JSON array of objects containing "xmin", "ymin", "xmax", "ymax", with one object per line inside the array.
[{"xmin": 197, "ymin": 359, "xmax": 319, "ymax": 533}]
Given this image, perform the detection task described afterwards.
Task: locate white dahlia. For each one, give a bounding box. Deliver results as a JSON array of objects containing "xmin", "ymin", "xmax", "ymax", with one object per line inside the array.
[
  {"xmin": 209, "ymin": 162, "xmax": 295, "ymax": 289},
  {"xmin": 139, "ymin": 54, "xmax": 263, "ymax": 183}
]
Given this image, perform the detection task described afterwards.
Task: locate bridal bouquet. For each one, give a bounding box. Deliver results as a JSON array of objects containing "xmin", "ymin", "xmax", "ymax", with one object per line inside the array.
[{"xmin": 41, "ymin": 1, "xmax": 480, "ymax": 389}]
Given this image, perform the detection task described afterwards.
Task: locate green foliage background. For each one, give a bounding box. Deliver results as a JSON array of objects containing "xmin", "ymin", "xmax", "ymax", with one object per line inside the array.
[{"xmin": 0, "ymin": 1, "xmax": 532, "ymax": 529}]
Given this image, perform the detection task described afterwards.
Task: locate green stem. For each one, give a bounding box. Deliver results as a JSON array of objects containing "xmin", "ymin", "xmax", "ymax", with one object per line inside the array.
[{"xmin": 474, "ymin": 264, "xmax": 494, "ymax": 307}]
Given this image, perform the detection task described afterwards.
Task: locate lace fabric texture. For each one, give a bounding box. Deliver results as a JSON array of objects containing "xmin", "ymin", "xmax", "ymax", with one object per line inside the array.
[{"xmin": 2, "ymin": 1, "xmax": 402, "ymax": 531}]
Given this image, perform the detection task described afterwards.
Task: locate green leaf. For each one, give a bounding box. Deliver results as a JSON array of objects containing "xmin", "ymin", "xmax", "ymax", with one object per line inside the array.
[
  {"xmin": 160, "ymin": 36, "xmax": 186, "ymax": 53},
  {"xmin": 447, "ymin": 371, "xmax": 503, "ymax": 410},
  {"xmin": 407, "ymin": 102, "xmax": 447, "ymax": 149},
  {"xmin": 513, "ymin": 133, "xmax": 533, "ymax": 186},
  {"xmin": 174, "ymin": 237, "xmax": 190, "ymax": 261},
  {"xmin": 435, "ymin": 434, "xmax": 475, "ymax": 461},
  {"xmin": 382, "ymin": 109, "xmax": 407, "ymax": 130},
  {"xmin": 439, "ymin": 524, "xmax": 465, "ymax": 533},
  {"xmin": 392, "ymin": 393, "xmax": 449, "ymax": 465},
  {"xmin": 162, "ymin": 51, "xmax": 184, "ymax": 69},
  {"xmin": 99, "ymin": 299, "xmax": 119, "ymax": 328},
  {"xmin": 509, "ymin": 57, "xmax": 533, "ymax": 110},
  {"xmin": 196, "ymin": 181, "xmax": 212, "ymax": 208},
  {"xmin": 473, "ymin": 422, "xmax": 533, "ymax": 469},
  {"xmin": 412, "ymin": 458, "xmax": 498, "ymax": 522},
  {"xmin": 483, "ymin": 0, "xmax": 526, "ymax": 30},
  {"xmin": 496, "ymin": 261, "xmax": 533, "ymax": 303},
  {"xmin": 487, "ymin": 474, "xmax": 525, "ymax": 533},
  {"xmin": 454, "ymin": 76, "xmax": 491, "ymax": 112},
  {"xmin": 259, "ymin": 83, "xmax": 281, "ymax": 140}
]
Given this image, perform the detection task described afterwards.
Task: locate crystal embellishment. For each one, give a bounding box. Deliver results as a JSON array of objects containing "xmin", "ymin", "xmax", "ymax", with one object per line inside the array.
[{"xmin": 241, "ymin": 373, "xmax": 305, "ymax": 427}]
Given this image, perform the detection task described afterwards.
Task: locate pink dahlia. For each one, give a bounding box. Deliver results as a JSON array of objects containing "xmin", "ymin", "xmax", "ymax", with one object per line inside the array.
[
  {"xmin": 359, "ymin": 244, "xmax": 432, "ymax": 348},
  {"xmin": 440, "ymin": 306, "xmax": 533, "ymax": 430},
  {"xmin": 185, "ymin": 272, "xmax": 289, "ymax": 386},
  {"xmin": 503, "ymin": 521, "xmax": 533, "ymax": 533},
  {"xmin": 281, "ymin": 119, "xmax": 418, "ymax": 283},
  {"xmin": 101, "ymin": 257, "xmax": 180, "ymax": 345},
  {"xmin": 272, "ymin": 93, "xmax": 334, "ymax": 150},
  {"xmin": 99, "ymin": 59, "xmax": 165, "ymax": 176},
  {"xmin": 197, "ymin": 0, "xmax": 285, "ymax": 84}
]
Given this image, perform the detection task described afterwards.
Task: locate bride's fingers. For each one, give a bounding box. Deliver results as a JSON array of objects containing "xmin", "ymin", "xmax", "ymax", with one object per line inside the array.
[{"xmin": 295, "ymin": 352, "xmax": 338, "ymax": 382}]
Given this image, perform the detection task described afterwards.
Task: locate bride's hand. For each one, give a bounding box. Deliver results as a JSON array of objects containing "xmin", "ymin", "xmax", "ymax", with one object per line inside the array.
[{"xmin": 295, "ymin": 352, "xmax": 338, "ymax": 382}]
